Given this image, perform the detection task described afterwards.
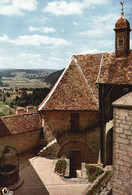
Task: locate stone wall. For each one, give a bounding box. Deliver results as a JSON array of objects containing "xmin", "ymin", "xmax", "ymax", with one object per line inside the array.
[
  {"xmin": 0, "ymin": 111, "xmax": 42, "ymax": 155},
  {"xmin": 42, "ymin": 111, "xmax": 100, "ymax": 163},
  {"xmin": 112, "ymin": 93, "xmax": 132, "ymax": 195},
  {"xmin": 42, "ymin": 111, "xmax": 100, "ymax": 139},
  {"xmin": 0, "ymin": 130, "xmax": 41, "ymax": 156}
]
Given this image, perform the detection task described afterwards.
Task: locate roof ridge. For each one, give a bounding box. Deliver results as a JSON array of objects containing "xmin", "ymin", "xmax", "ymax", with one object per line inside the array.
[
  {"xmin": 38, "ymin": 57, "xmax": 73, "ymax": 111},
  {"xmin": 73, "ymin": 57, "xmax": 98, "ymax": 106},
  {"xmin": 96, "ymin": 54, "xmax": 103, "ymax": 83}
]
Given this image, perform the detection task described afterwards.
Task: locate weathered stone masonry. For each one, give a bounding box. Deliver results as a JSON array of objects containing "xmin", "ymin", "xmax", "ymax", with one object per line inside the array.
[
  {"xmin": 112, "ymin": 93, "xmax": 132, "ymax": 195},
  {"xmin": 0, "ymin": 111, "xmax": 42, "ymax": 155}
]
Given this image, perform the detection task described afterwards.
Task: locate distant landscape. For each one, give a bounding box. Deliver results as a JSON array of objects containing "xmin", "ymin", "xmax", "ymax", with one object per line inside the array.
[{"xmin": 0, "ymin": 68, "xmax": 64, "ymax": 116}]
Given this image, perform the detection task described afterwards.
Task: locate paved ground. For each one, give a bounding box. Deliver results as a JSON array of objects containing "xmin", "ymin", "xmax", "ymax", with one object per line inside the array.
[{"xmin": 0, "ymin": 153, "xmax": 89, "ymax": 195}]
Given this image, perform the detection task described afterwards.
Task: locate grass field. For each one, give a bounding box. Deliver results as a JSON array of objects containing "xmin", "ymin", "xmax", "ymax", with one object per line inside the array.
[
  {"xmin": 2, "ymin": 76, "xmax": 50, "ymax": 88},
  {"xmin": 0, "ymin": 101, "xmax": 13, "ymax": 116}
]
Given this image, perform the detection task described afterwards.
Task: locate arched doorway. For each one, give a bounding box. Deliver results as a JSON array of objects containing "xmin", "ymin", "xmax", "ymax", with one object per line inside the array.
[
  {"xmin": 70, "ymin": 150, "xmax": 81, "ymax": 177},
  {"xmin": 58, "ymin": 141, "xmax": 93, "ymax": 177}
]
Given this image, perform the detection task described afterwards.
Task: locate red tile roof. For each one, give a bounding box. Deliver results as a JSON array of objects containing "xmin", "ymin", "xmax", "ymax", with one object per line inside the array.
[
  {"xmin": 98, "ymin": 50, "xmax": 132, "ymax": 84},
  {"xmin": 115, "ymin": 16, "xmax": 130, "ymax": 29},
  {"xmin": 39, "ymin": 53, "xmax": 102, "ymax": 111},
  {"xmin": 0, "ymin": 112, "xmax": 42, "ymax": 137}
]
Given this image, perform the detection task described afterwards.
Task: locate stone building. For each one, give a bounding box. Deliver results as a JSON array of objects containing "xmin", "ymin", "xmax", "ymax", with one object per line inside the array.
[
  {"xmin": 0, "ymin": 108, "xmax": 42, "ymax": 155},
  {"xmin": 97, "ymin": 5, "xmax": 132, "ymax": 166},
  {"xmin": 38, "ymin": 3, "xmax": 132, "ymax": 180},
  {"xmin": 0, "ymin": 3, "xmax": 131, "ymax": 192},
  {"xmin": 38, "ymin": 54, "xmax": 101, "ymax": 177},
  {"xmin": 112, "ymin": 92, "xmax": 132, "ymax": 195}
]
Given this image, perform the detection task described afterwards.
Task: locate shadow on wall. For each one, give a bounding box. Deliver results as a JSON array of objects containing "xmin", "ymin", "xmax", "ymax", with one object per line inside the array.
[
  {"xmin": 106, "ymin": 128, "xmax": 113, "ymax": 165},
  {"xmin": 0, "ymin": 119, "xmax": 11, "ymax": 137},
  {"xmin": 57, "ymin": 141, "xmax": 99, "ymax": 164}
]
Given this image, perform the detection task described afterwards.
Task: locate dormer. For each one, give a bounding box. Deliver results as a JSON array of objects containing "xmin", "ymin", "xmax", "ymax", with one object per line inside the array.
[{"xmin": 114, "ymin": 2, "xmax": 131, "ymax": 58}]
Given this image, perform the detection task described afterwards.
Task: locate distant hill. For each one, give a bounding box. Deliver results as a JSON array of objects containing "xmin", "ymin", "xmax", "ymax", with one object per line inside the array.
[
  {"xmin": 0, "ymin": 68, "xmax": 64, "ymax": 89},
  {"xmin": 0, "ymin": 69, "xmax": 55, "ymax": 77},
  {"xmin": 44, "ymin": 69, "xmax": 64, "ymax": 88}
]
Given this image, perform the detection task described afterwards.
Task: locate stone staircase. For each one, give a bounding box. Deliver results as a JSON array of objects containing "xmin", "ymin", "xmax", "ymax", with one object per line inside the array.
[{"xmin": 38, "ymin": 139, "xmax": 58, "ymax": 157}]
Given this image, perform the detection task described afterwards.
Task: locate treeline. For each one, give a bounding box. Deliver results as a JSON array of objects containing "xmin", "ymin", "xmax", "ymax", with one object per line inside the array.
[{"xmin": 9, "ymin": 88, "xmax": 50, "ymax": 107}]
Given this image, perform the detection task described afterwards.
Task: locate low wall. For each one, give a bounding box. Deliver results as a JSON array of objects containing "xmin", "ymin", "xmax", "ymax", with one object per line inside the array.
[
  {"xmin": 0, "ymin": 111, "xmax": 42, "ymax": 155},
  {"xmin": 0, "ymin": 130, "xmax": 41, "ymax": 155}
]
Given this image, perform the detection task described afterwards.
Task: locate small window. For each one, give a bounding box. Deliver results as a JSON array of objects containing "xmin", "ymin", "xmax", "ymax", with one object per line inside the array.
[
  {"xmin": 117, "ymin": 37, "xmax": 124, "ymax": 49},
  {"xmin": 70, "ymin": 113, "xmax": 79, "ymax": 131}
]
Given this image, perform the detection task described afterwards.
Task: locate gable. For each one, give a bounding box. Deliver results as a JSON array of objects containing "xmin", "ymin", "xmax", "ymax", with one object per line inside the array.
[{"xmin": 39, "ymin": 54, "xmax": 102, "ymax": 111}]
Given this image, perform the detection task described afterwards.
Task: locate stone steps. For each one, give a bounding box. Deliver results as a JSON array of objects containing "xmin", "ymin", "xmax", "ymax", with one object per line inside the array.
[{"xmin": 38, "ymin": 139, "xmax": 57, "ymax": 157}]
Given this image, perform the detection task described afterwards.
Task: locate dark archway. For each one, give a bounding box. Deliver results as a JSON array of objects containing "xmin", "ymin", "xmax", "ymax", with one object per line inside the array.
[
  {"xmin": 106, "ymin": 128, "xmax": 113, "ymax": 165},
  {"xmin": 58, "ymin": 141, "xmax": 94, "ymax": 177},
  {"xmin": 58, "ymin": 141, "xmax": 93, "ymax": 163}
]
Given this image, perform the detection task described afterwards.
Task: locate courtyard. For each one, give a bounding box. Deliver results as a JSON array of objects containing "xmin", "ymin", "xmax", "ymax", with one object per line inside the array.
[{"xmin": 0, "ymin": 153, "xmax": 89, "ymax": 195}]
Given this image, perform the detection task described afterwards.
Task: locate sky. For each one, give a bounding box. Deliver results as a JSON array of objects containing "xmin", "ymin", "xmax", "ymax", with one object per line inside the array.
[{"xmin": 0, "ymin": 0, "xmax": 132, "ymax": 70}]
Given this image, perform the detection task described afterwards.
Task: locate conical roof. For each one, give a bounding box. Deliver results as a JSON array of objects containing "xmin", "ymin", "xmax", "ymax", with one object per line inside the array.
[
  {"xmin": 115, "ymin": 15, "xmax": 130, "ymax": 29},
  {"xmin": 115, "ymin": 3, "xmax": 130, "ymax": 30}
]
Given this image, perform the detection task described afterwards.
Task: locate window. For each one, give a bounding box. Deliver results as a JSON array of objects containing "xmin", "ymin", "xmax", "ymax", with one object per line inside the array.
[
  {"xmin": 70, "ymin": 113, "xmax": 79, "ymax": 131},
  {"xmin": 117, "ymin": 37, "xmax": 124, "ymax": 49}
]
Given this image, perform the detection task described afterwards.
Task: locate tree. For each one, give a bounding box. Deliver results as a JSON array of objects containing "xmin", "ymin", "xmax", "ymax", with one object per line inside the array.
[
  {"xmin": 3, "ymin": 96, "xmax": 6, "ymax": 102},
  {"xmin": 6, "ymin": 92, "xmax": 10, "ymax": 97}
]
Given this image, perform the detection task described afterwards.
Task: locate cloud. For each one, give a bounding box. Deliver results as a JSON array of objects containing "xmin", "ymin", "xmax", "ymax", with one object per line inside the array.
[
  {"xmin": 18, "ymin": 53, "xmax": 42, "ymax": 60},
  {"xmin": 43, "ymin": 1, "xmax": 83, "ymax": 16},
  {"xmin": 28, "ymin": 16, "xmax": 48, "ymax": 24},
  {"xmin": 0, "ymin": 5, "xmax": 23, "ymax": 16},
  {"xmin": 83, "ymin": 0, "xmax": 106, "ymax": 6},
  {"xmin": 29, "ymin": 26, "xmax": 56, "ymax": 33},
  {"xmin": 41, "ymin": 17, "xmax": 48, "ymax": 23},
  {"xmin": 93, "ymin": 13, "xmax": 119, "ymax": 24},
  {"xmin": 0, "ymin": 0, "xmax": 10, "ymax": 5},
  {"xmin": 78, "ymin": 28, "xmax": 106, "ymax": 37},
  {"xmin": 77, "ymin": 16, "xmax": 115, "ymax": 38},
  {"xmin": 43, "ymin": 0, "xmax": 107, "ymax": 16},
  {"xmin": 73, "ymin": 22, "xmax": 79, "ymax": 26},
  {"xmin": 0, "ymin": 34, "xmax": 71, "ymax": 47},
  {"xmin": 12, "ymin": 0, "xmax": 38, "ymax": 11},
  {"xmin": 0, "ymin": 0, "xmax": 38, "ymax": 16},
  {"xmin": 0, "ymin": 53, "xmax": 43, "ymax": 69},
  {"xmin": 0, "ymin": 34, "xmax": 13, "ymax": 42},
  {"xmin": 79, "ymin": 49, "xmax": 99, "ymax": 54},
  {"xmin": 46, "ymin": 56, "xmax": 68, "ymax": 69},
  {"xmin": 0, "ymin": 52, "xmax": 68, "ymax": 69}
]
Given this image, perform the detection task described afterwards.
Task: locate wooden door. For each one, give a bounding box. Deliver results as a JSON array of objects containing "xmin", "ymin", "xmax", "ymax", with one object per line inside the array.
[{"xmin": 70, "ymin": 151, "xmax": 81, "ymax": 177}]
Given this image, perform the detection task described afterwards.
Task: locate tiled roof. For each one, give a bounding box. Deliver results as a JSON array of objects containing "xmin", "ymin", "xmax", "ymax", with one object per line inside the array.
[
  {"xmin": 0, "ymin": 112, "xmax": 42, "ymax": 137},
  {"xmin": 98, "ymin": 50, "xmax": 132, "ymax": 84},
  {"xmin": 115, "ymin": 16, "xmax": 130, "ymax": 29},
  {"xmin": 39, "ymin": 53, "xmax": 102, "ymax": 111}
]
